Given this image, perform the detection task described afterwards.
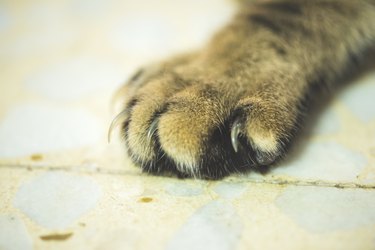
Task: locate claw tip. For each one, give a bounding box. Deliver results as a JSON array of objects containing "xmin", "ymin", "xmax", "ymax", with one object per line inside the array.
[
  {"xmin": 107, "ymin": 109, "xmax": 129, "ymax": 144},
  {"xmin": 231, "ymin": 119, "xmax": 242, "ymax": 153}
]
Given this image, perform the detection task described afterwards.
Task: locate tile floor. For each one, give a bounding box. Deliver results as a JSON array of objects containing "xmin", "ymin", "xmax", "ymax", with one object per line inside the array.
[{"xmin": 0, "ymin": 0, "xmax": 375, "ymax": 249}]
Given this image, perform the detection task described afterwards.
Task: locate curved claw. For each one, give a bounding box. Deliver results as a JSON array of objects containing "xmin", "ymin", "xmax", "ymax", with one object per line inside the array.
[
  {"xmin": 231, "ymin": 119, "xmax": 242, "ymax": 153},
  {"xmin": 147, "ymin": 119, "xmax": 158, "ymax": 140},
  {"xmin": 108, "ymin": 109, "xmax": 129, "ymax": 143}
]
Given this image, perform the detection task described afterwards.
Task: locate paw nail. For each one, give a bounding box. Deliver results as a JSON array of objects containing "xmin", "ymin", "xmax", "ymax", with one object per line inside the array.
[
  {"xmin": 108, "ymin": 109, "xmax": 129, "ymax": 143},
  {"xmin": 231, "ymin": 119, "xmax": 242, "ymax": 153},
  {"xmin": 147, "ymin": 119, "xmax": 158, "ymax": 140}
]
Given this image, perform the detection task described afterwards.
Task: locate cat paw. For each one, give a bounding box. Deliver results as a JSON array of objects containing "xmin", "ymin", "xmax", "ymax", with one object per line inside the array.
[{"xmin": 111, "ymin": 66, "xmax": 296, "ymax": 179}]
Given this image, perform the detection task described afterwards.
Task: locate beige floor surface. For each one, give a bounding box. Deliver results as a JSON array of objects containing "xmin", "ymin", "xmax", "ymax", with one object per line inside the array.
[{"xmin": 1, "ymin": 0, "xmax": 375, "ymax": 249}]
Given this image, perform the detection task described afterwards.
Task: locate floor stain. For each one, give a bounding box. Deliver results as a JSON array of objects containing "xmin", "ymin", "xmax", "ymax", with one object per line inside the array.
[
  {"xmin": 30, "ymin": 154, "xmax": 43, "ymax": 161},
  {"xmin": 138, "ymin": 197, "xmax": 153, "ymax": 203},
  {"xmin": 40, "ymin": 232, "xmax": 73, "ymax": 241}
]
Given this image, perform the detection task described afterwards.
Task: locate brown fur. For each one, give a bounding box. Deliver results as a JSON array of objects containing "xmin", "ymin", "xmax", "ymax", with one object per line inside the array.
[{"xmin": 114, "ymin": 0, "xmax": 375, "ymax": 179}]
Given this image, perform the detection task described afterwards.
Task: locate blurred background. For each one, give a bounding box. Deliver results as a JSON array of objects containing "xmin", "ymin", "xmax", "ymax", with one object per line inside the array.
[{"xmin": 0, "ymin": 0, "xmax": 236, "ymax": 161}]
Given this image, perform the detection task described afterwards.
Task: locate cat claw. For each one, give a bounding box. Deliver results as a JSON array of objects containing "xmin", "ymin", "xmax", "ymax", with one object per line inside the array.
[
  {"xmin": 231, "ymin": 118, "xmax": 242, "ymax": 153},
  {"xmin": 147, "ymin": 119, "xmax": 158, "ymax": 140},
  {"xmin": 108, "ymin": 109, "xmax": 130, "ymax": 143}
]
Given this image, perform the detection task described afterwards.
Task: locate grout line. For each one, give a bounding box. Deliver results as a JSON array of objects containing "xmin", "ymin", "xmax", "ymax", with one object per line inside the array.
[
  {"xmin": 1, "ymin": 163, "xmax": 375, "ymax": 189},
  {"xmin": 0, "ymin": 163, "xmax": 140, "ymax": 176},
  {"xmin": 241, "ymin": 178, "xmax": 375, "ymax": 189}
]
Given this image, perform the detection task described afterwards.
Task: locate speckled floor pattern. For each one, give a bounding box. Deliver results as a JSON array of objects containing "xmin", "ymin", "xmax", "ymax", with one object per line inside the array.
[{"xmin": 1, "ymin": 0, "xmax": 375, "ymax": 249}]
